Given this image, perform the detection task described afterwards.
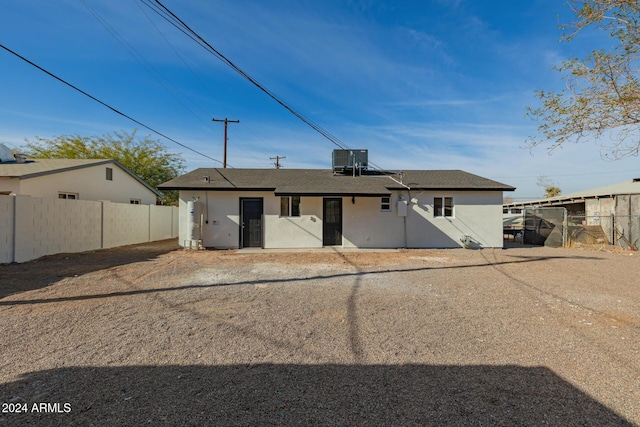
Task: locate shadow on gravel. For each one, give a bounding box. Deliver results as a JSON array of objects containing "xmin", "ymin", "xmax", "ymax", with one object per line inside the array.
[
  {"xmin": 0, "ymin": 239, "xmax": 180, "ymax": 300},
  {"xmin": 0, "ymin": 254, "xmax": 604, "ymax": 307},
  {"xmin": 330, "ymin": 248, "xmax": 365, "ymax": 364},
  {"xmin": 1, "ymin": 364, "xmax": 633, "ymax": 426}
]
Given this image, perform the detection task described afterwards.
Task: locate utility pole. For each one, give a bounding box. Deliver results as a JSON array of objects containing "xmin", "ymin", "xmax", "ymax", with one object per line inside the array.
[
  {"xmin": 270, "ymin": 155, "xmax": 286, "ymax": 169},
  {"xmin": 212, "ymin": 117, "xmax": 239, "ymax": 168}
]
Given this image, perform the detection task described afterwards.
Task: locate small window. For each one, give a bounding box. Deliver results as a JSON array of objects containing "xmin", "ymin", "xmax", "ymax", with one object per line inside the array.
[
  {"xmin": 130, "ymin": 199, "xmax": 141, "ymax": 204},
  {"xmin": 280, "ymin": 197, "xmax": 289, "ymax": 216},
  {"xmin": 381, "ymin": 196, "xmax": 391, "ymax": 212},
  {"xmin": 434, "ymin": 196, "xmax": 454, "ymax": 217},
  {"xmin": 280, "ymin": 196, "xmax": 301, "ymax": 217},
  {"xmin": 106, "ymin": 167, "xmax": 113, "ymax": 181},
  {"xmin": 59, "ymin": 192, "xmax": 78, "ymax": 200}
]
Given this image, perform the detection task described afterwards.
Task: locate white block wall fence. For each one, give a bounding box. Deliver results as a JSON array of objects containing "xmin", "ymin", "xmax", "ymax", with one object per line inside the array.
[{"xmin": 0, "ymin": 194, "xmax": 178, "ymax": 263}]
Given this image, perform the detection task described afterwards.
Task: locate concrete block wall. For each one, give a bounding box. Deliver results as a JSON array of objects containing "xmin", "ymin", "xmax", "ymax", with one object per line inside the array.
[
  {"xmin": 102, "ymin": 202, "xmax": 151, "ymax": 249},
  {"xmin": 150, "ymin": 205, "xmax": 177, "ymax": 241},
  {"xmin": 0, "ymin": 195, "xmax": 15, "ymax": 263},
  {"xmin": 14, "ymin": 195, "xmax": 102, "ymax": 263},
  {"xmin": 0, "ymin": 194, "xmax": 179, "ymax": 263},
  {"xmin": 171, "ymin": 206, "xmax": 179, "ymax": 239}
]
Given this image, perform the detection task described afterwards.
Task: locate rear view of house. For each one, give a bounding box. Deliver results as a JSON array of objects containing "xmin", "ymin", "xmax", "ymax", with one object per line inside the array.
[{"xmin": 160, "ymin": 158, "xmax": 514, "ymax": 249}]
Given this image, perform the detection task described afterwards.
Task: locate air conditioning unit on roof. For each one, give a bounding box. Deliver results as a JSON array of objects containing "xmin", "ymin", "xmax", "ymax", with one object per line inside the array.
[{"xmin": 332, "ymin": 149, "xmax": 368, "ymax": 173}]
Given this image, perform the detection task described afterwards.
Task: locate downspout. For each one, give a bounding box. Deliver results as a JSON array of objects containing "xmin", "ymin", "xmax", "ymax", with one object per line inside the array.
[
  {"xmin": 403, "ymin": 212, "xmax": 407, "ymax": 249},
  {"xmin": 398, "ymin": 191, "xmax": 411, "ymax": 249},
  {"xmin": 387, "ymin": 174, "xmax": 412, "ymax": 248}
]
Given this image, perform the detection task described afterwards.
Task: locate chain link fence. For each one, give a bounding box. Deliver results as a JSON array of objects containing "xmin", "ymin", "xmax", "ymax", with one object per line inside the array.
[
  {"xmin": 563, "ymin": 212, "xmax": 638, "ymax": 250},
  {"xmin": 609, "ymin": 215, "xmax": 640, "ymax": 250}
]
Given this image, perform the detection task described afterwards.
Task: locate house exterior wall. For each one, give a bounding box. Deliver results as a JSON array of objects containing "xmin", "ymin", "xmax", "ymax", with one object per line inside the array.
[
  {"xmin": 342, "ymin": 195, "xmax": 403, "ymax": 248},
  {"xmin": 343, "ymin": 191, "xmax": 503, "ymax": 248},
  {"xmin": 179, "ymin": 190, "xmax": 247, "ymax": 249},
  {"xmin": 419, "ymin": 191, "xmax": 503, "ymax": 248},
  {"xmin": 178, "ymin": 189, "xmax": 504, "ymax": 249},
  {"xmin": 264, "ymin": 196, "xmax": 324, "ymax": 248},
  {"xmin": 17, "ymin": 164, "xmax": 157, "ymax": 204}
]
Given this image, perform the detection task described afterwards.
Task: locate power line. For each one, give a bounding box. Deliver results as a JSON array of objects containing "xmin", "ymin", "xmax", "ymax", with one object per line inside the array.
[
  {"xmin": 141, "ymin": 0, "xmax": 394, "ymax": 173},
  {"xmin": 139, "ymin": 0, "xmax": 278, "ymax": 161},
  {"xmin": 142, "ymin": 1, "xmax": 351, "ymax": 151},
  {"xmin": 80, "ymin": 0, "xmax": 218, "ymax": 132},
  {"xmin": 0, "ymin": 42, "xmax": 227, "ymax": 166}
]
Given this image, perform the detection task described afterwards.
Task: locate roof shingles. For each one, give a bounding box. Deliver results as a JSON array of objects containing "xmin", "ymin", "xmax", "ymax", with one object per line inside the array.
[{"xmin": 159, "ymin": 168, "xmax": 514, "ymax": 195}]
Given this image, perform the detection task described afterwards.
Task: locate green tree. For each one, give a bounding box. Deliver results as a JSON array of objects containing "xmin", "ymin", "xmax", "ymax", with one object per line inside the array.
[
  {"xmin": 527, "ymin": 1, "xmax": 640, "ymax": 159},
  {"xmin": 23, "ymin": 130, "xmax": 185, "ymax": 205}
]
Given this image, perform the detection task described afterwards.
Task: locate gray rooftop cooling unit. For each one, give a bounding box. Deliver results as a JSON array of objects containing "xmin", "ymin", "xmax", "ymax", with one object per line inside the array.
[{"xmin": 332, "ymin": 149, "xmax": 368, "ymax": 173}]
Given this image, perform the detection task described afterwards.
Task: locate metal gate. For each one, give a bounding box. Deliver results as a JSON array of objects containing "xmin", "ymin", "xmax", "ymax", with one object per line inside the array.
[{"xmin": 523, "ymin": 207, "xmax": 567, "ymax": 247}]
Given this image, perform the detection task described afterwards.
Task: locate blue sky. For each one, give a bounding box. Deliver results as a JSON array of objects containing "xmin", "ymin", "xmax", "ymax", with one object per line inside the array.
[{"xmin": 1, "ymin": 0, "xmax": 638, "ymax": 200}]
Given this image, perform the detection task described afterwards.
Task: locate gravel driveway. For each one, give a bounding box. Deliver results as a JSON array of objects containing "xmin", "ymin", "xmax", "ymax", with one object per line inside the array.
[{"xmin": 1, "ymin": 240, "xmax": 639, "ymax": 426}]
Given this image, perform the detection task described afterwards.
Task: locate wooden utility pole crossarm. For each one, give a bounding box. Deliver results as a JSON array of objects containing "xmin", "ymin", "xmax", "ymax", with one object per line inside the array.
[
  {"xmin": 270, "ymin": 155, "xmax": 286, "ymax": 169},
  {"xmin": 212, "ymin": 117, "xmax": 239, "ymax": 168}
]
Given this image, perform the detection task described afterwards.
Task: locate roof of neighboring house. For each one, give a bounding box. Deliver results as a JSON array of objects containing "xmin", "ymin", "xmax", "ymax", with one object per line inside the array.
[
  {"xmin": 504, "ymin": 178, "xmax": 640, "ymax": 208},
  {"xmin": 0, "ymin": 158, "xmax": 162, "ymax": 196},
  {"xmin": 159, "ymin": 168, "xmax": 515, "ymax": 196}
]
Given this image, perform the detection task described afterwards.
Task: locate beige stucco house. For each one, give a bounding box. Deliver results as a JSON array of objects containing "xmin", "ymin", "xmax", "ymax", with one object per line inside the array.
[
  {"xmin": 0, "ymin": 158, "xmax": 161, "ymax": 204},
  {"xmin": 159, "ymin": 168, "xmax": 515, "ymax": 249}
]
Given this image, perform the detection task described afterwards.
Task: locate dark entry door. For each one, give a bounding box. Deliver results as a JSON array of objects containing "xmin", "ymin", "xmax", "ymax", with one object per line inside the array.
[
  {"xmin": 323, "ymin": 198, "xmax": 342, "ymax": 246},
  {"xmin": 241, "ymin": 198, "xmax": 263, "ymax": 248}
]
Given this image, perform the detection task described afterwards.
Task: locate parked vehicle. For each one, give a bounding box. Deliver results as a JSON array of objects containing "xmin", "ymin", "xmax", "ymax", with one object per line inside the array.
[{"xmin": 503, "ymin": 214, "xmax": 523, "ymax": 238}]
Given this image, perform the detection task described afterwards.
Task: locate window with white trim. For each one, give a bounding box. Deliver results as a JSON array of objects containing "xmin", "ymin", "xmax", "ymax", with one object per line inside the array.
[
  {"xmin": 106, "ymin": 167, "xmax": 113, "ymax": 181},
  {"xmin": 434, "ymin": 196, "xmax": 453, "ymax": 217},
  {"xmin": 381, "ymin": 196, "xmax": 391, "ymax": 212},
  {"xmin": 130, "ymin": 199, "xmax": 141, "ymax": 204},
  {"xmin": 58, "ymin": 192, "xmax": 78, "ymax": 200},
  {"xmin": 280, "ymin": 196, "xmax": 301, "ymax": 217}
]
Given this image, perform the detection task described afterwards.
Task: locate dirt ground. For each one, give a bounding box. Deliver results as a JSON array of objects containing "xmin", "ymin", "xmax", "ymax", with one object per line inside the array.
[{"xmin": 1, "ymin": 239, "xmax": 639, "ymax": 426}]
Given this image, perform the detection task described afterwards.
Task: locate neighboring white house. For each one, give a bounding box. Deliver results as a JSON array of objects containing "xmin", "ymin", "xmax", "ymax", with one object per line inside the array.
[
  {"xmin": 0, "ymin": 157, "xmax": 161, "ymax": 204},
  {"xmin": 159, "ymin": 168, "xmax": 515, "ymax": 249}
]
